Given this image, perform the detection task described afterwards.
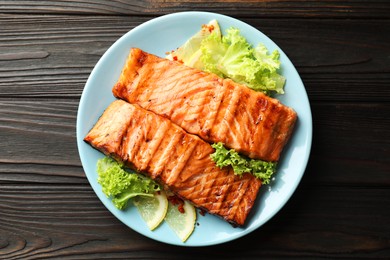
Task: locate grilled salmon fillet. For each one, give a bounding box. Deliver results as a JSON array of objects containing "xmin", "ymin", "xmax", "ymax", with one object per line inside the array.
[
  {"xmin": 113, "ymin": 48, "xmax": 297, "ymax": 162},
  {"xmin": 84, "ymin": 100, "xmax": 261, "ymax": 226}
]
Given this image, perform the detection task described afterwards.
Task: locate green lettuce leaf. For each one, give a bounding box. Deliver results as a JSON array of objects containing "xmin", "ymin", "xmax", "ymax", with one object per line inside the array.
[
  {"xmin": 168, "ymin": 20, "xmax": 285, "ymax": 95},
  {"xmin": 97, "ymin": 157, "xmax": 160, "ymax": 210},
  {"xmin": 198, "ymin": 25, "xmax": 284, "ymax": 95},
  {"xmin": 210, "ymin": 142, "xmax": 277, "ymax": 184}
]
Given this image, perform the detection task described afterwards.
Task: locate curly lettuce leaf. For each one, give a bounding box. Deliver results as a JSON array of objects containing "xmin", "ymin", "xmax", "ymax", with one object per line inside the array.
[
  {"xmin": 210, "ymin": 142, "xmax": 277, "ymax": 184},
  {"xmin": 167, "ymin": 20, "xmax": 285, "ymax": 95},
  {"xmin": 200, "ymin": 26, "xmax": 285, "ymax": 95},
  {"xmin": 97, "ymin": 157, "xmax": 160, "ymax": 210}
]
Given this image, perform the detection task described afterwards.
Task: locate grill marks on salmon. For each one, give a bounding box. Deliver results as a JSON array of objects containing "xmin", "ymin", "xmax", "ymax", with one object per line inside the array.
[
  {"xmin": 113, "ymin": 48, "xmax": 297, "ymax": 162},
  {"xmin": 84, "ymin": 100, "xmax": 261, "ymax": 226}
]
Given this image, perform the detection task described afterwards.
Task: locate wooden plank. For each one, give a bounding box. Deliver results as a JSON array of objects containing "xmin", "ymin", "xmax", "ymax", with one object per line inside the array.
[
  {"xmin": 0, "ymin": 13, "xmax": 389, "ymax": 184},
  {"xmin": 0, "ymin": 99, "xmax": 86, "ymax": 184},
  {"xmin": 0, "ymin": 184, "xmax": 389, "ymax": 258},
  {"xmin": 307, "ymin": 102, "xmax": 390, "ymax": 186},
  {"xmin": 0, "ymin": 99, "xmax": 388, "ymax": 186},
  {"xmin": 0, "ymin": 1, "xmax": 389, "ymax": 18},
  {"xmin": 0, "ymin": 15, "xmax": 389, "ymax": 101}
]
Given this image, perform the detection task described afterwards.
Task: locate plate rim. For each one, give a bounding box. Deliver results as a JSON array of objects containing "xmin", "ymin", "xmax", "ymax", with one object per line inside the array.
[{"xmin": 76, "ymin": 11, "xmax": 313, "ymax": 247}]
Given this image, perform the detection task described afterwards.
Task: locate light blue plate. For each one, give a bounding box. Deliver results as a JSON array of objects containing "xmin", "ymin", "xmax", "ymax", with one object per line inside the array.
[{"xmin": 76, "ymin": 11, "xmax": 312, "ymax": 247}]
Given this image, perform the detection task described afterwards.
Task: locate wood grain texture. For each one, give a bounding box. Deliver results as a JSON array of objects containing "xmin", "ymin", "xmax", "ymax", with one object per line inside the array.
[
  {"xmin": 0, "ymin": 0, "xmax": 389, "ymax": 18},
  {"xmin": 0, "ymin": 99, "xmax": 86, "ymax": 184},
  {"xmin": 0, "ymin": 1, "xmax": 389, "ymax": 258},
  {"xmin": 1, "ymin": 15, "xmax": 389, "ymax": 101},
  {"xmin": 0, "ymin": 100, "xmax": 388, "ymax": 185},
  {"xmin": 0, "ymin": 185, "xmax": 389, "ymax": 259}
]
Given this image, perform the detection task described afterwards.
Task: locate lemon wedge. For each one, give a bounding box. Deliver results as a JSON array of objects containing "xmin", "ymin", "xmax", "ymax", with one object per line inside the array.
[
  {"xmin": 133, "ymin": 191, "xmax": 168, "ymax": 231},
  {"xmin": 166, "ymin": 19, "xmax": 221, "ymax": 69},
  {"xmin": 165, "ymin": 197, "xmax": 197, "ymax": 242}
]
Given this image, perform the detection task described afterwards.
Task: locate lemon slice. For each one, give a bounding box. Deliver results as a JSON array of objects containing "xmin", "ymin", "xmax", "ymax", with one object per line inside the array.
[
  {"xmin": 166, "ymin": 19, "xmax": 221, "ymax": 69},
  {"xmin": 165, "ymin": 197, "xmax": 197, "ymax": 242},
  {"xmin": 133, "ymin": 191, "xmax": 168, "ymax": 231}
]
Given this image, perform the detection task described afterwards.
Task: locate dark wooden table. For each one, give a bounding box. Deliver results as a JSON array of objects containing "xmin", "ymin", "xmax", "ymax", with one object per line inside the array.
[{"xmin": 1, "ymin": 1, "xmax": 389, "ymax": 259}]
